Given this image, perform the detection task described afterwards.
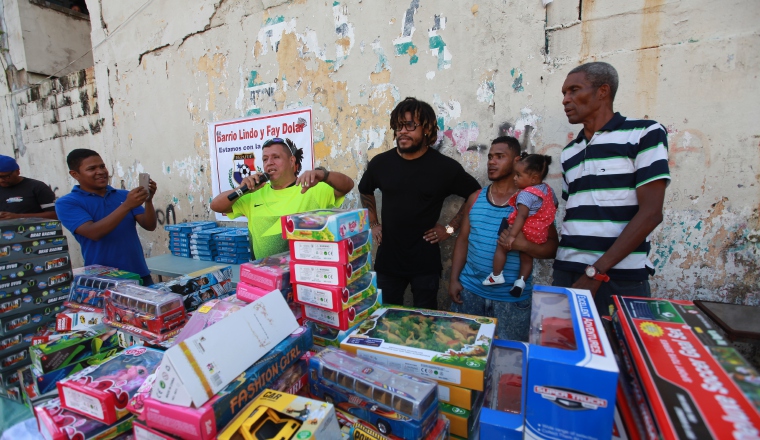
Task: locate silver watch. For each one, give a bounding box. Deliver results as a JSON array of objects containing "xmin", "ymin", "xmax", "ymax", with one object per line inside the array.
[{"xmin": 445, "ymin": 224, "xmax": 454, "ymax": 235}]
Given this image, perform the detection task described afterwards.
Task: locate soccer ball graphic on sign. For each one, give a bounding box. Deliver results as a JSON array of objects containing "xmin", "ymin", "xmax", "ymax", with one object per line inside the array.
[{"xmin": 232, "ymin": 154, "xmax": 257, "ymax": 185}]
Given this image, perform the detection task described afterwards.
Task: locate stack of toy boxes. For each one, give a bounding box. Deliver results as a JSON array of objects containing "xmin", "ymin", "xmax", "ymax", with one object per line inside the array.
[
  {"xmin": 0, "ymin": 218, "xmax": 73, "ymax": 398},
  {"xmin": 340, "ymin": 306, "xmax": 497, "ymax": 439},
  {"xmin": 56, "ymin": 274, "xmax": 140, "ymax": 332},
  {"xmin": 611, "ymin": 296, "xmax": 760, "ymax": 439},
  {"xmin": 165, "ymin": 221, "xmax": 216, "ymax": 258},
  {"xmin": 154, "ymin": 265, "xmax": 233, "ymax": 312},
  {"xmin": 188, "ymin": 226, "xmax": 228, "ymax": 261},
  {"xmin": 281, "ymin": 209, "xmax": 380, "ymax": 332},
  {"xmin": 236, "ymin": 252, "xmax": 300, "ymax": 321},
  {"xmin": 479, "ymin": 340, "xmax": 528, "ymax": 440},
  {"xmin": 214, "ymin": 228, "xmax": 251, "ymax": 264}
]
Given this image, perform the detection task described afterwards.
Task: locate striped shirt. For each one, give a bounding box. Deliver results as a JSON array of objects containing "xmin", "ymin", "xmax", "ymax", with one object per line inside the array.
[
  {"xmin": 554, "ymin": 113, "xmax": 670, "ymax": 280},
  {"xmin": 460, "ymin": 188, "xmax": 532, "ymax": 301}
]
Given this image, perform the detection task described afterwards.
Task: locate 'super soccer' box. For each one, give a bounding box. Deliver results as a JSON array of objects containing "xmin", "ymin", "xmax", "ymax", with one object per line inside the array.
[
  {"xmin": 294, "ymin": 271, "xmax": 377, "ymax": 312},
  {"xmin": 0, "ymin": 253, "xmax": 70, "ymax": 280},
  {"xmin": 0, "ymin": 236, "xmax": 68, "ymax": 263},
  {"xmin": 341, "ymin": 306, "xmax": 497, "ymax": 391},
  {"xmin": 302, "ymin": 290, "xmax": 381, "ymax": 330},
  {"xmin": 524, "ymin": 286, "xmax": 619, "ymax": 440},
  {"xmin": 479, "ymin": 339, "xmax": 527, "ymax": 440},
  {"xmin": 281, "ymin": 208, "xmax": 369, "ymax": 241},
  {"xmin": 612, "ymin": 296, "xmax": 760, "ymax": 439},
  {"xmin": 289, "ymin": 230, "xmax": 371, "ymax": 264},
  {"xmin": 0, "ymin": 218, "xmax": 62, "ymax": 244},
  {"xmin": 290, "ymin": 252, "xmax": 372, "ymax": 288}
]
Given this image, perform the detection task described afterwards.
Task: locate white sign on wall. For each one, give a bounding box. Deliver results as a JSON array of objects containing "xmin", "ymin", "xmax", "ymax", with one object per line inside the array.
[{"xmin": 207, "ymin": 107, "xmax": 314, "ymax": 222}]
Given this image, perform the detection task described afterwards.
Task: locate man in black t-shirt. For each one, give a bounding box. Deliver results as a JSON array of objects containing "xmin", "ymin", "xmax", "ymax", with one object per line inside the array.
[
  {"xmin": 358, "ymin": 97, "xmax": 480, "ymax": 309},
  {"xmin": 0, "ymin": 155, "xmax": 57, "ymax": 219}
]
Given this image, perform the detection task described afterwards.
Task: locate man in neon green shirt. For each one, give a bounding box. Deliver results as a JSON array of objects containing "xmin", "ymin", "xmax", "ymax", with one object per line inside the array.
[{"xmin": 211, "ymin": 138, "xmax": 354, "ymax": 258}]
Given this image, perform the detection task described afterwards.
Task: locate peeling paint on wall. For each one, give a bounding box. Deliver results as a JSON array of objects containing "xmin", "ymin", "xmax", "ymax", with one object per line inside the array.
[{"xmin": 428, "ymin": 15, "xmax": 451, "ymax": 70}]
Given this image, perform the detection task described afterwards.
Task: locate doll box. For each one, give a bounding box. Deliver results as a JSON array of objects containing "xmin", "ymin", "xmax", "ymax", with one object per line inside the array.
[
  {"xmin": 0, "ymin": 253, "xmax": 70, "ymax": 280},
  {"xmin": 31, "ymin": 324, "xmax": 120, "ymax": 373},
  {"xmin": 35, "ymin": 398, "xmax": 134, "ymax": 440},
  {"xmin": 341, "ymin": 306, "xmax": 497, "ymax": 391},
  {"xmin": 281, "ymin": 208, "xmax": 369, "ymax": 242},
  {"xmin": 239, "ymin": 251, "xmax": 291, "ymax": 291},
  {"xmin": 302, "ymin": 290, "xmax": 382, "ymax": 331},
  {"xmin": 290, "ymin": 252, "xmax": 372, "ymax": 288},
  {"xmin": 0, "ymin": 218, "xmax": 62, "ymax": 244},
  {"xmin": 58, "ymin": 346, "xmax": 163, "ymax": 424},
  {"xmin": 0, "ymin": 236, "xmax": 68, "ymax": 263},
  {"xmin": 142, "ymin": 326, "xmax": 312, "ymax": 440},
  {"xmin": 294, "ymin": 270, "xmax": 377, "ymax": 312},
  {"xmin": 289, "ymin": 230, "xmax": 372, "ymax": 264},
  {"xmin": 479, "ymin": 339, "xmax": 527, "ymax": 440}
]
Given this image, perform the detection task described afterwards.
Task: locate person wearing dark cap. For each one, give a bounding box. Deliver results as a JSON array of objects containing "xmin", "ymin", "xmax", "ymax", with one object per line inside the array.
[{"xmin": 0, "ymin": 155, "xmax": 57, "ymax": 220}]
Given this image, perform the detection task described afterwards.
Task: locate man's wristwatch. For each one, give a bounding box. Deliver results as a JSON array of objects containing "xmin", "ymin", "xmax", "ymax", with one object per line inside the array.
[
  {"xmin": 315, "ymin": 166, "xmax": 329, "ymax": 182},
  {"xmin": 585, "ymin": 265, "xmax": 610, "ymax": 282},
  {"xmin": 444, "ymin": 224, "xmax": 455, "ymax": 235}
]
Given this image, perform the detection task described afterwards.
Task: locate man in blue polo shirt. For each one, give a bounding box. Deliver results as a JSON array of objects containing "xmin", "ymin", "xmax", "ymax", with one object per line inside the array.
[{"xmin": 56, "ymin": 149, "xmax": 157, "ymax": 285}]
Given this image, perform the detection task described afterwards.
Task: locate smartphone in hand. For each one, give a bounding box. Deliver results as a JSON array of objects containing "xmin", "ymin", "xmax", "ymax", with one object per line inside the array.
[{"xmin": 138, "ymin": 173, "xmax": 150, "ymax": 193}]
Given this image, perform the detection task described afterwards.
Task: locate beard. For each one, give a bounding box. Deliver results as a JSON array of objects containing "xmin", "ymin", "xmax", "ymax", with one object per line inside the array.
[{"xmin": 396, "ymin": 138, "xmax": 425, "ymax": 154}]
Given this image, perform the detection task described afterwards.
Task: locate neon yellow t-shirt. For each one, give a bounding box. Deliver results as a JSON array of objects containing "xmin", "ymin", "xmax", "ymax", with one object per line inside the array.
[{"xmin": 228, "ymin": 182, "xmax": 344, "ymax": 259}]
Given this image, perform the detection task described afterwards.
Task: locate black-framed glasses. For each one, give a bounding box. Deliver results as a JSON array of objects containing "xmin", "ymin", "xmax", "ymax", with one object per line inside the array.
[
  {"xmin": 262, "ymin": 137, "xmax": 297, "ymax": 155},
  {"xmin": 395, "ymin": 121, "xmax": 421, "ymax": 132}
]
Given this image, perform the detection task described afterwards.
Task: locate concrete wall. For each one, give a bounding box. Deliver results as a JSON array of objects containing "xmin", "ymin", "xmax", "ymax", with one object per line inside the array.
[{"xmin": 13, "ymin": 0, "xmax": 757, "ymax": 306}]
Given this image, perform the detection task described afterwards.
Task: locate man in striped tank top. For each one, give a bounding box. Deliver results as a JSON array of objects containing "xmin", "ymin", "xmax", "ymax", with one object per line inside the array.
[
  {"xmin": 553, "ymin": 62, "xmax": 669, "ymax": 318},
  {"xmin": 449, "ymin": 137, "xmax": 559, "ymax": 341}
]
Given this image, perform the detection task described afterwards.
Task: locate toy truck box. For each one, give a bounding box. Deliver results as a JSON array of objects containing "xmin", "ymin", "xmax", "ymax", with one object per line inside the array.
[
  {"xmin": 302, "ymin": 290, "xmax": 382, "ymax": 330},
  {"xmin": 0, "ymin": 218, "xmax": 62, "ymax": 244},
  {"xmin": 30, "ymin": 324, "xmax": 120, "ymax": 373},
  {"xmin": 163, "ymin": 221, "xmax": 216, "ymax": 234},
  {"xmin": 0, "ymin": 236, "xmax": 68, "ymax": 263},
  {"xmin": 281, "ymin": 208, "xmax": 369, "ymax": 241},
  {"xmin": 479, "ymin": 339, "xmax": 528, "ymax": 440},
  {"xmin": 0, "ymin": 283, "xmax": 69, "ymax": 316},
  {"xmin": 239, "ymin": 251, "xmax": 291, "ymax": 291},
  {"xmin": 218, "ymin": 389, "xmax": 341, "ymax": 440},
  {"xmin": 0, "ymin": 267, "xmax": 71, "ymax": 297},
  {"xmin": 155, "ymin": 265, "xmax": 232, "ymax": 296},
  {"xmin": 149, "ymin": 289, "xmax": 299, "ymax": 408},
  {"xmin": 102, "ymin": 284, "xmax": 187, "ymax": 342},
  {"xmin": 58, "ymin": 346, "xmax": 163, "ymax": 424},
  {"xmin": 612, "ymin": 296, "xmax": 760, "ymax": 440},
  {"xmin": 35, "ymin": 397, "xmax": 134, "ymax": 440},
  {"xmin": 180, "ymin": 278, "xmax": 234, "ymax": 312},
  {"xmin": 290, "ymin": 252, "xmax": 371, "ymax": 288},
  {"xmin": 0, "ymin": 253, "xmax": 70, "ymax": 280},
  {"xmin": 523, "ymin": 286, "xmax": 619, "ymax": 440},
  {"xmin": 294, "ymin": 270, "xmax": 377, "ymax": 312},
  {"xmin": 337, "ymin": 412, "xmax": 450, "ymax": 440},
  {"xmin": 341, "ymin": 306, "xmax": 497, "ymax": 391},
  {"xmin": 289, "ymin": 230, "xmax": 372, "ymax": 264},
  {"xmin": 65, "ymin": 275, "xmax": 139, "ymax": 313},
  {"xmin": 1, "ymin": 304, "xmax": 58, "ymax": 335},
  {"xmin": 142, "ymin": 326, "xmax": 312, "ymax": 440}
]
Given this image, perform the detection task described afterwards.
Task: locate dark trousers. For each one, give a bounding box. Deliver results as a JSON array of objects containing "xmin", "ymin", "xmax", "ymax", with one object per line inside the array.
[
  {"xmin": 376, "ymin": 272, "xmax": 440, "ymax": 310},
  {"xmin": 552, "ymin": 269, "xmax": 651, "ymax": 317},
  {"xmin": 141, "ymin": 274, "xmax": 154, "ymax": 287}
]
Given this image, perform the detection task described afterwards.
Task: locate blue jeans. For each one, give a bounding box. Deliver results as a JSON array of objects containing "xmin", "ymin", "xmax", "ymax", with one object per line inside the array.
[
  {"xmin": 552, "ymin": 269, "xmax": 651, "ymax": 317},
  {"xmin": 450, "ymin": 288, "xmax": 532, "ymax": 341}
]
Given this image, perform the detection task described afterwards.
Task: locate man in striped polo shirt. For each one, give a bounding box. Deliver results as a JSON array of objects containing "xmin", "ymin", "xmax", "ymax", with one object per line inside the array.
[{"xmin": 553, "ymin": 62, "xmax": 670, "ymax": 317}]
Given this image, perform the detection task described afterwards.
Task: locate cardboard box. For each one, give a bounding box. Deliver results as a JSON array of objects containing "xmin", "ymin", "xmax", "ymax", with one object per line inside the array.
[
  {"xmin": 302, "ymin": 290, "xmax": 382, "ymax": 330},
  {"xmin": 1, "ymin": 304, "xmax": 58, "ymax": 335},
  {"xmin": 236, "ymin": 281, "xmax": 292, "ymax": 304},
  {"xmin": 149, "ymin": 289, "xmax": 298, "ymax": 407},
  {"xmin": 0, "ymin": 284, "xmax": 69, "ymax": 315},
  {"xmin": 55, "ymin": 310, "xmax": 105, "ymax": 331},
  {"xmin": 342, "ymin": 306, "xmax": 497, "ymax": 391},
  {"xmin": 143, "ymin": 326, "xmax": 312, "ymax": 439},
  {"xmin": 217, "ymin": 389, "xmax": 341, "ymax": 440},
  {"xmin": 0, "ymin": 346, "xmax": 29, "ymax": 371},
  {"xmin": 27, "ymin": 347, "xmax": 123, "ymax": 396},
  {"xmin": 0, "ymin": 327, "xmax": 36, "ymax": 352},
  {"xmin": 133, "ymin": 420, "xmax": 182, "ymax": 440},
  {"xmin": 239, "ymin": 252, "xmax": 290, "ymax": 291},
  {"xmin": 65, "ymin": 275, "xmax": 140, "ymax": 313},
  {"xmin": 213, "ymin": 228, "xmax": 249, "ymax": 242},
  {"xmin": 30, "ymin": 324, "xmax": 121, "ymax": 373},
  {"xmin": 440, "ymin": 397, "xmax": 485, "ymax": 439},
  {"xmin": 336, "ymin": 412, "xmax": 450, "ymax": 440},
  {"xmin": 479, "ymin": 339, "xmax": 527, "ymax": 440},
  {"xmin": 0, "ymin": 268, "xmax": 71, "ymax": 298},
  {"xmin": 214, "ymin": 255, "xmax": 248, "ymax": 264},
  {"xmin": 306, "ymin": 318, "xmax": 362, "ymax": 348},
  {"xmin": 58, "ymin": 347, "xmax": 163, "ymax": 424},
  {"xmin": 613, "ymin": 296, "xmax": 760, "ymax": 439},
  {"xmin": 0, "ymin": 236, "xmax": 68, "ymax": 263},
  {"xmin": 281, "ymin": 209, "xmax": 369, "ymax": 241},
  {"xmin": 289, "ymin": 230, "xmax": 371, "ymax": 264},
  {"xmin": 163, "ymin": 221, "xmax": 216, "ymax": 234},
  {"xmin": 216, "ymin": 242, "xmax": 250, "ymax": 252},
  {"xmin": 294, "ymin": 271, "xmax": 377, "ymax": 312},
  {"xmin": 439, "ymin": 383, "xmax": 480, "ymax": 412},
  {"xmin": 523, "ymin": 286, "xmax": 619, "ymax": 440},
  {"xmin": 35, "ymin": 397, "xmax": 134, "ymax": 440},
  {"xmin": 192, "ymin": 226, "xmax": 232, "ymax": 239},
  {"xmin": 72, "ymin": 265, "xmax": 118, "ymax": 277},
  {"xmin": 155, "ymin": 265, "xmax": 231, "ymax": 296},
  {"xmin": 0, "ymin": 253, "xmax": 70, "ymax": 280},
  {"xmin": 0, "ymin": 218, "xmax": 62, "ymax": 244},
  {"xmin": 290, "ymin": 252, "xmax": 372, "ymax": 288}
]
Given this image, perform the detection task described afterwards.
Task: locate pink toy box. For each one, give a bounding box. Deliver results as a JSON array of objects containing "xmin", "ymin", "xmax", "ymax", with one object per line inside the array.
[
  {"xmin": 302, "ymin": 290, "xmax": 382, "ymax": 330},
  {"xmin": 294, "ymin": 270, "xmax": 377, "ymax": 312},
  {"xmin": 35, "ymin": 398, "xmax": 134, "ymax": 440},
  {"xmin": 239, "ymin": 251, "xmax": 291, "ymax": 291},
  {"xmin": 172, "ymin": 297, "xmax": 244, "ymax": 345},
  {"xmin": 236, "ymin": 281, "xmax": 293, "ymax": 304},
  {"xmin": 290, "ymin": 252, "xmax": 371, "ymax": 288},
  {"xmin": 57, "ymin": 346, "xmax": 163, "ymax": 425},
  {"xmin": 281, "ymin": 209, "xmax": 369, "ymax": 241},
  {"xmin": 288, "ymin": 230, "xmax": 371, "ymax": 264}
]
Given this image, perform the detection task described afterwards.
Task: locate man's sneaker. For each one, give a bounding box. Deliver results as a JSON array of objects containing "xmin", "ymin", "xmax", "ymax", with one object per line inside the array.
[
  {"xmin": 510, "ymin": 276, "xmax": 526, "ymax": 297},
  {"xmin": 483, "ymin": 272, "xmax": 505, "ymax": 285}
]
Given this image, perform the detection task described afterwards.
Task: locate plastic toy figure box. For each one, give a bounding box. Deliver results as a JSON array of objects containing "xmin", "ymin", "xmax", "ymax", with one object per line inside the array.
[
  {"xmin": 295, "ymin": 271, "xmax": 377, "ymax": 313},
  {"xmin": 218, "ymin": 389, "xmax": 341, "ymax": 440},
  {"xmin": 523, "ymin": 286, "xmax": 619, "ymax": 440},
  {"xmin": 302, "ymin": 290, "xmax": 382, "ymax": 330},
  {"xmin": 341, "ymin": 306, "xmax": 497, "ymax": 391},
  {"xmin": 0, "ymin": 236, "xmax": 68, "ymax": 263},
  {"xmin": 142, "ymin": 326, "xmax": 312, "ymax": 440},
  {"xmin": 57, "ymin": 346, "xmax": 162, "ymax": 424},
  {"xmin": 0, "ymin": 253, "xmax": 70, "ymax": 279},
  {"xmin": 35, "ymin": 398, "xmax": 134, "ymax": 440},
  {"xmin": 612, "ymin": 296, "xmax": 760, "ymax": 439},
  {"xmin": 281, "ymin": 208, "xmax": 369, "ymax": 241},
  {"xmin": 0, "ymin": 218, "xmax": 62, "ymax": 244},
  {"xmin": 290, "ymin": 252, "xmax": 372, "ymax": 288},
  {"xmin": 479, "ymin": 339, "xmax": 527, "ymax": 440},
  {"xmin": 289, "ymin": 230, "xmax": 371, "ymax": 264}
]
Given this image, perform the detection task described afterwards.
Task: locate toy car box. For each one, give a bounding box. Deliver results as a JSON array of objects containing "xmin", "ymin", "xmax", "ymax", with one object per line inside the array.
[
  {"xmin": 163, "ymin": 221, "xmax": 216, "ymax": 234},
  {"xmin": 213, "ymin": 228, "xmax": 249, "ymax": 242},
  {"xmin": 523, "ymin": 286, "xmax": 619, "ymax": 440},
  {"xmin": 1, "ymin": 304, "xmax": 58, "ymax": 335},
  {"xmin": 281, "ymin": 208, "xmax": 369, "ymax": 242},
  {"xmin": 155, "ymin": 265, "xmax": 231, "ymax": 296},
  {"xmin": 0, "ymin": 236, "xmax": 68, "ymax": 263},
  {"xmin": 0, "ymin": 267, "xmax": 71, "ymax": 297},
  {"xmin": 290, "ymin": 252, "xmax": 372, "ymax": 288},
  {"xmin": 341, "ymin": 306, "xmax": 497, "ymax": 391},
  {"xmin": 30, "ymin": 324, "xmax": 120, "ymax": 373},
  {"xmin": 180, "ymin": 278, "xmax": 234, "ymax": 311},
  {"xmin": 289, "ymin": 230, "xmax": 372, "ymax": 264},
  {"xmin": 66, "ymin": 275, "xmax": 139, "ymax": 312},
  {"xmin": 0, "ymin": 346, "xmax": 29, "ymax": 372},
  {"xmin": 218, "ymin": 388, "xmax": 341, "ymax": 440},
  {"xmin": 0, "ymin": 283, "xmax": 69, "ymax": 316},
  {"xmin": 0, "ymin": 327, "xmax": 36, "ymax": 353},
  {"xmin": 0, "ymin": 253, "xmax": 70, "ymax": 280},
  {"xmin": 239, "ymin": 252, "xmax": 291, "ymax": 291},
  {"xmin": 58, "ymin": 346, "xmax": 163, "ymax": 424},
  {"xmin": 102, "ymin": 284, "xmax": 187, "ymax": 342},
  {"xmin": 612, "ymin": 296, "xmax": 760, "ymax": 439},
  {"xmin": 149, "ymin": 289, "xmax": 299, "ymax": 408},
  {"xmin": 35, "ymin": 397, "xmax": 134, "ymax": 440},
  {"xmin": 142, "ymin": 326, "xmax": 312, "ymax": 439},
  {"xmin": 302, "ymin": 290, "xmax": 382, "ymax": 330},
  {"xmin": 479, "ymin": 339, "xmax": 527, "ymax": 440},
  {"xmin": 295, "ymin": 270, "xmax": 377, "ymax": 312},
  {"xmin": 0, "ymin": 218, "xmax": 62, "ymax": 244}
]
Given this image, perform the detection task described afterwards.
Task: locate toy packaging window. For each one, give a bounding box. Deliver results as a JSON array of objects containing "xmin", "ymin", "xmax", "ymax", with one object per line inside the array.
[
  {"xmin": 487, "ymin": 345, "xmax": 523, "ymax": 414},
  {"xmin": 529, "ymin": 290, "xmax": 577, "ymax": 351}
]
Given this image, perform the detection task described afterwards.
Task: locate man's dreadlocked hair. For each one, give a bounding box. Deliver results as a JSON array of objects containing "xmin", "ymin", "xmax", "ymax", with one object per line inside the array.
[{"xmin": 390, "ymin": 97, "xmax": 439, "ymax": 147}]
